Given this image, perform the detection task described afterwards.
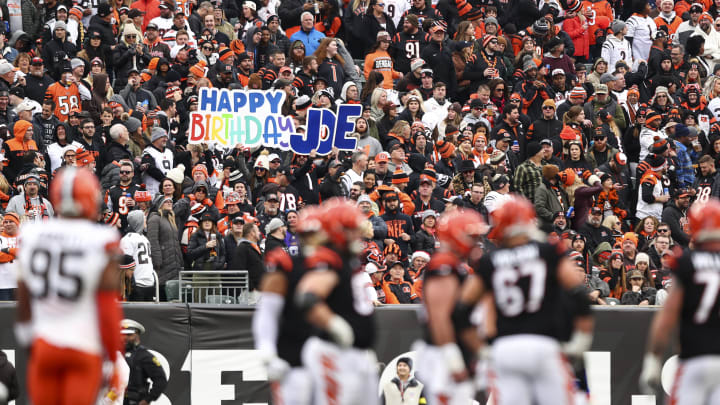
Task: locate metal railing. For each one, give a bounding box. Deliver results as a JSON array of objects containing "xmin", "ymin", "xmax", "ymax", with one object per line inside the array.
[{"xmin": 177, "ymin": 270, "xmax": 252, "ymax": 304}]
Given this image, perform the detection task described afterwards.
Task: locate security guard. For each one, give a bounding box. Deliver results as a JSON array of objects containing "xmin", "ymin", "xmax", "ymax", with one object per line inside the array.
[{"xmin": 121, "ymin": 319, "xmax": 168, "ymax": 405}]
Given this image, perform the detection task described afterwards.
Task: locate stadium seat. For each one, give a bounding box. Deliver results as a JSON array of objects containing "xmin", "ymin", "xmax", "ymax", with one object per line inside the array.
[{"xmin": 165, "ymin": 280, "xmax": 180, "ymax": 302}]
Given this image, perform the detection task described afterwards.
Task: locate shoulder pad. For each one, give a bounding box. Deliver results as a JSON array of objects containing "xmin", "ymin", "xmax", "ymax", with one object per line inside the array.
[
  {"xmin": 305, "ymin": 246, "xmax": 343, "ymax": 272},
  {"xmin": 265, "ymin": 248, "xmax": 293, "ymax": 273}
]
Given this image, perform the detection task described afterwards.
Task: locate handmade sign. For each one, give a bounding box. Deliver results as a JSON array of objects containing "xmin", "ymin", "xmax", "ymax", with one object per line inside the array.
[{"xmin": 189, "ymin": 88, "xmax": 361, "ymax": 155}]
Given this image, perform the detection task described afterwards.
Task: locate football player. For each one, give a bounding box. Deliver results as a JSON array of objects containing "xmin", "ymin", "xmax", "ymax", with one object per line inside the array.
[
  {"xmin": 252, "ymin": 206, "xmax": 323, "ymax": 405},
  {"xmin": 15, "ymin": 167, "xmax": 124, "ymax": 405},
  {"xmin": 640, "ymin": 198, "xmax": 720, "ymax": 403},
  {"xmin": 465, "ymin": 196, "xmax": 593, "ymax": 405},
  {"xmin": 295, "ymin": 198, "xmax": 378, "ymax": 405},
  {"xmin": 413, "ymin": 209, "xmax": 488, "ymax": 405}
]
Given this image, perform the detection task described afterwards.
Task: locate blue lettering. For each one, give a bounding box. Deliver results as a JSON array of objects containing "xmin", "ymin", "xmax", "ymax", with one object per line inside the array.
[
  {"xmin": 199, "ymin": 88, "xmax": 217, "ymax": 112},
  {"xmin": 217, "ymin": 90, "xmax": 231, "ymax": 112},
  {"xmin": 263, "ymin": 116, "xmax": 281, "ymax": 146},
  {"xmin": 248, "ymin": 93, "xmax": 264, "ymax": 113},
  {"xmin": 265, "ymin": 91, "xmax": 284, "ymax": 114},
  {"xmin": 233, "ymin": 91, "xmax": 247, "ymax": 112},
  {"xmin": 316, "ymin": 109, "xmax": 337, "ymax": 156},
  {"xmin": 333, "ymin": 105, "xmax": 361, "ymax": 151},
  {"xmin": 292, "ymin": 109, "xmax": 321, "ymax": 154}
]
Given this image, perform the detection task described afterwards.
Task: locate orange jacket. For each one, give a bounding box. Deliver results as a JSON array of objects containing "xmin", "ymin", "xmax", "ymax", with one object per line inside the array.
[{"xmin": 581, "ymin": 0, "xmax": 613, "ymax": 45}]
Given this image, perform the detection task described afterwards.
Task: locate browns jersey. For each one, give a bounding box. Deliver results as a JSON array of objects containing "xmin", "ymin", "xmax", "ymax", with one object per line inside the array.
[
  {"xmin": 304, "ymin": 246, "xmax": 375, "ymax": 349},
  {"xmin": 45, "ymin": 82, "xmax": 81, "ymax": 122},
  {"xmin": 477, "ymin": 241, "xmax": 564, "ymax": 339},
  {"xmin": 672, "ymin": 249, "xmax": 720, "ymax": 359}
]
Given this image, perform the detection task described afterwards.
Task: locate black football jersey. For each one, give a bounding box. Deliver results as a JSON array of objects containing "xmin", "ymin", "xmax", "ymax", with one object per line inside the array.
[
  {"xmin": 265, "ymin": 248, "xmax": 314, "ymax": 367},
  {"xmin": 477, "ymin": 241, "xmax": 563, "ymax": 338},
  {"xmin": 106, "ymin": 183, "xmax": 143, "ymax": 233},
  {"xmin": 305, "ymin": 247, "xmax": 376, "ymax": 349},
  {"xmin": 694, "ymin": 174, "xmax": 717, "ymax": 203},
  {"xmin": 674, "ymin": 250, "xmax": 720, "ymax": 359}
]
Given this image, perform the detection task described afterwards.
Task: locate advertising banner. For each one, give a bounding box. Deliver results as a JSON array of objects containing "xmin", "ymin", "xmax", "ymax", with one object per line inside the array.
[{"xmin": 0, "ymin": 304, "xmax": 674, "ymax": 405}]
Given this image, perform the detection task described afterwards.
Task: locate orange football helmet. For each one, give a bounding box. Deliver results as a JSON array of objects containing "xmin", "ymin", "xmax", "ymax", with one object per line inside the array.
[
  {"xmin": 320, "ymin": 198, "xmax": 365, "ymax": 249},
  {"xmin": 487, "ymin": 196, "xmax": 537, "ymax": 241},
  {"xmin": 50, "ymin": 167, "xmax": 101, "ymax": 220},
  {"xmin": 436, "ymin": 210, "xmax": 487, "ymax": 256},
  {"xmin": 297, "ymin": 204, "xmax": 324, "ymax": 234},
  {"xmin": 689, "ymin": 198, "xmax": 720, "ymax": 243}
]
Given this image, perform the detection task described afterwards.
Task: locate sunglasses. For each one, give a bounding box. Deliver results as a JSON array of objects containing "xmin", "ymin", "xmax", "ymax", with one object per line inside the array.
[
  {"xmin": 203, "ymin": 46, "xmax": 213, "ymax": 50},
  {"xmin": 658, "ymin": 228, "xmax": 669, "ymax": 233},
  {"xmin": 495, "ymin": 87, "xmax": 505, "ymax": 91},
  {"xmin": 126, "ymin": 34, "xmax": 136, "ymax": 38},
  {"xmin": 255, "ymin": 167, "xmax": 266, "ymax": 171},
  {"xmin": 542, "ymin": 106, "xmax": 554, "ymax": 110},
  {"xmin": 120, "ymin": 170, "xmax": 133, "ymax": 174}
]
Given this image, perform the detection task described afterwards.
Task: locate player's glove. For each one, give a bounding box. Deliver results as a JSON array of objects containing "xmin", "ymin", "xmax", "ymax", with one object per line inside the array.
[
  {"xmin": 561, "ymin": 330, "xmax": 592, "ymax": 359},
  {"xmin": 639, "ymin": 353, "xmax": 662, "ymax": 395},
  {"xmin": 14, "ymin": 321, "xmax": 33, "ymax": 348},
  {"xmin": 266, "ymin": 356, "xmax": 291, "ymax": 381},
  {"xmin": 327, "ymin": 314, "xmax": 354, "ymax": 348}
]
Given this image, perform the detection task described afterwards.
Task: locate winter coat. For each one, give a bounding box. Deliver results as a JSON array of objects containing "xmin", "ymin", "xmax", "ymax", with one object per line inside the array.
[
  {"xmin": 412, "ymin": 227, "xmax": 436, "ymax": 253},
  {"xmin": 235, "ymin": 239, "xmax": 265, "ymax": 290},
  {"xmin": 621, "ymin": 287, "xmax": 657, "ymax": 305},
  {"xmin": 113, "ymin": 41, "xmax": 150, "ymax": 89},
  {"xmin": 534, "ymin": 181, "xmax": 568, "ymax": 228},
  {"xmin": 20, "ymin": 0, "xmax": 41, "ymax": 39},
  {"xmin": 147, "ymin": 210, "xmax": 184, "ymax": 283},
  {"xmin": 564, "ymin": 15, "xmax": 589, "ymax": 59},
  {"xmin": 187, "ymin": 229, "xmax": 226, "ymax": 270}
]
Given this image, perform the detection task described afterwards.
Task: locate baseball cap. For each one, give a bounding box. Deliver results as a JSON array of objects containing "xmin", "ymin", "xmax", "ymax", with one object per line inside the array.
[
  {"xmin": 146, "ymin": 22, "xmax": 159, "ymax": 30},
  {"xmin": 128, "ymin": 8, "xmax": 145, "ymax": 18},
  {"xmin": 375, "ymin": 152, "xmax": 389, "ymax": 163}
]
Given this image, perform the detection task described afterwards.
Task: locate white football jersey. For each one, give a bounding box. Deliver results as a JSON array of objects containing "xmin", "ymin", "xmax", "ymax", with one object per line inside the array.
[
  {"xmin": 142, "ymin": 146, "xmax": 173, "ymax": 197},
  {"xmin": 385, "ymin": 0, "xmax": 411, "ymax": 27},
  {"xmin": 120, "ymin": 233, "xmax": 154, "ymax": 288},
  {"xmin": 17, "ymin": 219, "xmax": 119, "ymax": 355},
  {"xmin": 149, "ymin": 16, "xmax": 174, "ymax": 37}
]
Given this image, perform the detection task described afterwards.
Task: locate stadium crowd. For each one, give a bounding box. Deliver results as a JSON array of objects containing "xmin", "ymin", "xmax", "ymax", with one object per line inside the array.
[{"xmin": 0, "ymin": 0, "xmax": 712, "ymax": 306}]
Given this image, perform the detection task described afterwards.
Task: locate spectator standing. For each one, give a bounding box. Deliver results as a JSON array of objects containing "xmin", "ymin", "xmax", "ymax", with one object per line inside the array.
[
  {"xmin": 121, "ymin": 210, "xmax": 156, "ymax": 301},
  {"xmin": 0, "ymin": 213, "xmax": 19, "ymax": 301},
  {"xmin": 513, "ymin": 141, "xmax": 543, "ymax": 200},
  {"xmin": 234, "ymin": 222, "xmax": 265, "ymax": 297},
  {"xmin": 291, "ymin": 12, "xmax": 326, "ymax": 56},
  {"xmin": 626, "ymin": 0, "xmax": 657, "ymax": 61},
  {"xmin": 188, "ymin": 212, "xmax": 226, "ymax": 270},
  {"xmin": 380, "ymin": 357, "xmax": 426, "ymax": 404},
  {"xmin": 381, "ymin": 191, "xmax": 414, "ymax": 258},
  {"xmin": 6, "ymin": 175, "xmax": 53, "ymax": 220},
  {"xmin": 147, "ymin": 196, "xmax": 184, "ymax": 300},
  {"xmin": 263, "ymin": 217, "xmax": 287, "ymax": 253},
  {"xmin": 661, "ymin": 191, "xmax": 691, "ymax": 246}
]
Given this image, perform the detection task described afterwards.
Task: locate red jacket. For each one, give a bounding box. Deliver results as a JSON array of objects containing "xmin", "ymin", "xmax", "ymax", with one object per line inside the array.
[{"xmin": 564, "ymin": 15, "xmax": 589, "ymax": 59}]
